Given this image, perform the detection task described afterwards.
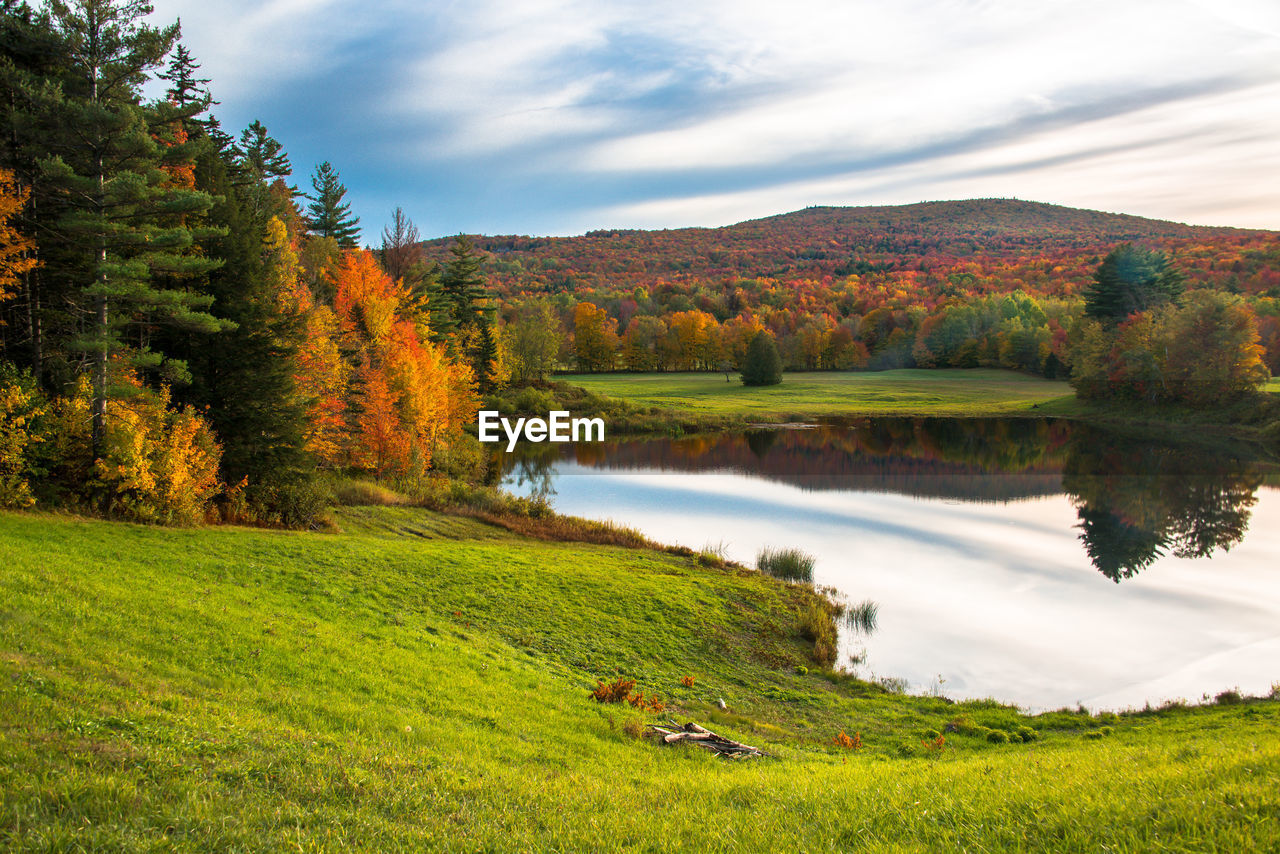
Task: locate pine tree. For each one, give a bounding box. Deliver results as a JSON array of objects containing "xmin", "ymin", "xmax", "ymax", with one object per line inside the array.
[
  {"xmin": 474, "ymin": 313, "xmax": 497, "ymax": 393},
  {"xmin": 39, "ymin": 0, "xmax": 228, "ymax": 452},
  {"xmin": 157, "ymin": 42, "xmax": 213, "ymax": 117},
  {"xmin": 439, "ymin": 233, "xmax": 487, "ymax": 333},
  {"xmin": 174, "ymin": 147, "xmax": 314, "ymax": 520},
  {"xmin": 440, "ymin": 234, "xmax": 496, "ymax": 381},
  {"xmin": 305, "ymin": 160, "xmax": 359, "ymax": 249},
  {"xmin": 740, "ymin": 331, "xmax": 782, "ymax": 386},
  {"xmin": 1084, "ymin": 244, "xmax": 1184, "ymax": 322},
  {"xmin": 234, "ymin": 120, "xmax": 291, "ymax": 183},
  {"xmin": 0, "ymin": 1, "xmax": 73, "ymax": 383}
]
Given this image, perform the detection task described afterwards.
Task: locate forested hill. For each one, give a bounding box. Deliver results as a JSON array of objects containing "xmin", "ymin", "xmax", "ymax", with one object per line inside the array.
[{"xmin": 419, "ymin": 199, "xmax": 1277, "ymax": 295}]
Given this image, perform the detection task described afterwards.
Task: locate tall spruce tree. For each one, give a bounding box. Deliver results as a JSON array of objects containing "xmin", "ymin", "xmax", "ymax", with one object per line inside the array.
[
  {"xmin": 0, "ymin": 1, "xmax": 70, "ymax": 382},
  {"xmin": 440, "ymin": 233, "xmax": 496, "ymax": 381},
  {"xmin": 231, "ymin": 120, "xmax": 295, "ymax": 219},
  {"xmin": 1084, "ymin": 244, "xmax": 1184, "ymax": 323},
  {"xmin": 39, "ymin": 0, "xmax": 227, "ymax": 452},
  {"xmin": 305, "ymin": 160, "xmax": 359, "ymax": 249},
  {"xmin": 234, "ymin": 120, "xmax": 291, "ymax": 183},
  {"xmin": 175, "ymin": 145, "xmax": 316, "ymax": 522},
  {"xmin": 157, "ymin": 41, "xmax": 212, "ymax": 116}
]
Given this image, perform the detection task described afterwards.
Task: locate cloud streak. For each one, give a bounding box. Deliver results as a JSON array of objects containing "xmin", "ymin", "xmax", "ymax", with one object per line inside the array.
[{"xmin": 146, "ymin": 0, "xmax": 1280, "ymax": 237}]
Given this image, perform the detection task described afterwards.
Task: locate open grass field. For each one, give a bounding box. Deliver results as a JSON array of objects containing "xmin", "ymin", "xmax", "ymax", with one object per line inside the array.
[
  {"xmin": 560, "ymin": 369, "xmax": 1074, "ymax": 420},
  {"xmin": 2, "ymin": 507, "xmax": 1278, "ymax": 850}
]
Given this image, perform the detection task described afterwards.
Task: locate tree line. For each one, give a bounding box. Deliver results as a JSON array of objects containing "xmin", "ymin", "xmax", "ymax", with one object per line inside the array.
[{"xmin": 501, "ymin": 245, "xmax": 1270, "ymax": 407}]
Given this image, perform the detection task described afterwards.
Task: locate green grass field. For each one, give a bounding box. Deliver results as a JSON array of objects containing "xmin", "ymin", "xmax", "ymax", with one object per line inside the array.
[
  {"xmin": 2, "ymin": 507, "xmax": 1278, "ymax": 851},
  {"xmin": 561, "ymin": 369, "xmax": 1074, "ymax": 419}
]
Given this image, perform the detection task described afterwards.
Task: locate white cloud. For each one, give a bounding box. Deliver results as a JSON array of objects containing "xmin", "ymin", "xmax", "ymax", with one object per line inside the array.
[
  {"xmin": 146, "ymin": 0, "xmax": 383, "ymax": 102},
  {"xmin": 143, "ymin": 0, "xmax": 1280, "ymax": 231},
  {"xmin": 586, "ymin": 79, "xmax": 1280, "ymax": 231}
]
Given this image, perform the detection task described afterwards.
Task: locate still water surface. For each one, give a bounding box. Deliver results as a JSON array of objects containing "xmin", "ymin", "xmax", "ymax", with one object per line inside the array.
[{"xmin": 502, "ymin": 419, "xmax": 1280, "ymax": 711}]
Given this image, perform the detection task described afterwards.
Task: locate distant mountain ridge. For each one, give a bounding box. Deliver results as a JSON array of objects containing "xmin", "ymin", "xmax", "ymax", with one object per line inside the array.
[{"xmin": 420, "ymin": 199, "xmax": 1275, "ymax": 295}]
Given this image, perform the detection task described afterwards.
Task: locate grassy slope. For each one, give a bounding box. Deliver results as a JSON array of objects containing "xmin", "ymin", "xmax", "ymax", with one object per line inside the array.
[
  {"xmin": 2, "ymin": 508, "xmax": 1278, "ymax": 851},
  {"xmin": 561, "ymin": 369, "xmax": 1074, "ymax": 419}
]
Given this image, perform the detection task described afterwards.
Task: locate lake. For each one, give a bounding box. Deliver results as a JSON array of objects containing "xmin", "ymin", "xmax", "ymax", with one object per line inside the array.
[{"xmin": 500, "ymin": 418, "xmax": 1280, "ymax": 712}]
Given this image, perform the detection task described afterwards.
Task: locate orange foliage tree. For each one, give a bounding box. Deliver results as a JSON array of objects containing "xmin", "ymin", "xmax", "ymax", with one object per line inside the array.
[
  {"xmin": 328, "ymin": 250, "xmax": 476, "ymax": 478},
  {"xmin": 0, "ymin": 169, "xmax": 38, "ymax": 306}
]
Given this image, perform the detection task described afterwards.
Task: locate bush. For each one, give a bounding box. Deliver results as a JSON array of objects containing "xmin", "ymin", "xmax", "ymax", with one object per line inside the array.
[
  {"xmin": 0, "ymin": 363, "xmax": 47, "ymax": 509},
  {"xmin": 740, "ymin": 331, "xmax": 782, "ymax": 386},
  {"xmin": 758, "ymin": 546, "xmax": 815, "ymax": 582},
  {"xmin": 87, "ymin": 376, "xmax": 225, "ymax": 525},
  {"xmin": 590, "ymin": 678, "xmax": 636, "ymax": 704},
  {"xmin": 796, "ymin": 599, "xmax": 841, "ymax": 668},
  {"xmin": 1214, "ymin": 689, "xmax": 1243, "ymax": 705}
]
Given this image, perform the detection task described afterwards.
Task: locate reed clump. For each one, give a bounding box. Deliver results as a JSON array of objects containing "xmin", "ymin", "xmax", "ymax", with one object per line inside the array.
[{"xmin": 757, "ymin": 546, "xmax": 815, "ymax": 582}]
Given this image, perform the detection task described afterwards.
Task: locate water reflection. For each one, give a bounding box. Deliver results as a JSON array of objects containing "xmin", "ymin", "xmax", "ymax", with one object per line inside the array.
[
  {"xmin": 496, "ymin": 417, "xmax": 1280, "ymax": 710},
  {"xmin": 499, "ymin": 418, "xmax": 1273, "ymax": 582},
  {"xmin": 1063, "ymin": 429, "xmax": 1263, "ymax": 582}
]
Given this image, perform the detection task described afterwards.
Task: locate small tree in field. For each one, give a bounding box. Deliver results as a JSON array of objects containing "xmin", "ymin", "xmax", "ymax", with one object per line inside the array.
[{"xmin": 741, "ymin": 331, "xmax": 782, "ymax": 386}]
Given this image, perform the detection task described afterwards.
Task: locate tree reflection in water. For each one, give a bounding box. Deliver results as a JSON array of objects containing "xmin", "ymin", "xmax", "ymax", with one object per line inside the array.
[
  {"xmin": 498, "ymin": 416, "xmax": 1269, "ymax": 583},
  {"xmin": 1062, "ymin": 429, "xmax": 1262, "ymax": 582}
]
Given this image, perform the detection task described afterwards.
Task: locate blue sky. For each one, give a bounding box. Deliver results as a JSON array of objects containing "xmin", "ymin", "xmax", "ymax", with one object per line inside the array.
[{"xmin": 147, "ymin": 0, "xmax": 1280, "ymax": 242}]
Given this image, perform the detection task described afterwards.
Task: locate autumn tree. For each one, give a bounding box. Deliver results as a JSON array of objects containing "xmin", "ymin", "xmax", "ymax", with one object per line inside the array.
[
  {"xmin": 505, "ymin": 300, "xmax": 562, "ymax": 381},
  {"xmin": 330, "ymin": 249, "xmax": 475, "ymax": 477},
  {"xmin": 1160, "ymin": 290, "xmax": 1269, "ymax": 407},
  {"xmin": 0, "ymin": 169, "xmax": 37, "ymax": 306},
  {"xmin": 573, "ymin": 301, "xmax": 616, "ymax": 372},
  {"xmin": 305, "ymin": 160, "xmax": 359, "ymax": 249}
]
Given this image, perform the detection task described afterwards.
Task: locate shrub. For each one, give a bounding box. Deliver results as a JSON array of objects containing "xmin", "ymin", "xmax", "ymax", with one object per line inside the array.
[
  {"xmin": 740, "ymin": 331, "xmax": 782, "ymax": 386},
  {"xmin": 91, "ymin": 377, "xmax": 224, "ymax": 525},
  {"xmin": 0, "ymin": 363, "xmax": 47, "ymax": 509},
  {"xmin": 628, "ymin": 692, "xmax": 665, "ymax": 713},
  {"xmin": 590, "ymin": 678, "xmax": 636, "ymax": 704},
  {"xmin": 796, "ymin": 602, "xmax": 839, "ymax": 668},
  {"xmin": 1215, "ymin": 688, "xmax": 1243, "ymax": 705},
  {"xmin": 986, "ymin": 730, "xmax": 1011, "ymax": 744},
  {"xmin": 757, "ymin": 546, "xmax": 815, "ymax": 582},
  {"xmin": 590, "ymin": 678, "xmax": 663, "ymax": 712},
  {"xmin": 331, "ymin": 478, "xmax": 409, "ymax": 507},
  {"xmin": 833, "ymin": 730, "xmax": 862, "ymax": 750}
]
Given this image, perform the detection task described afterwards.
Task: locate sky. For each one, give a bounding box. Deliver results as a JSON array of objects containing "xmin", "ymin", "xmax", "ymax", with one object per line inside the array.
[{"xmin": 144, "ymin": 0, "xmax": 1280, "ymax": 241}]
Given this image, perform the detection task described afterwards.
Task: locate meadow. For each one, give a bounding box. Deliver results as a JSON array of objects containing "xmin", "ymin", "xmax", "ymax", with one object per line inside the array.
[
  {"xmin": 2, "ymin": 506, "xmax": 1278, "ymax": 851},
  {"xmin": 561, "ymin": 369, "xmax": 1074, "ymax": 420}
]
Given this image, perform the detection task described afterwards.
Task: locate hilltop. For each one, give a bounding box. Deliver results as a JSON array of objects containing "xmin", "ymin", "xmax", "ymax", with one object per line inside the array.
[{"xmin": 421, "ymin": 199, "xmax": 1277, "ymax": 296}]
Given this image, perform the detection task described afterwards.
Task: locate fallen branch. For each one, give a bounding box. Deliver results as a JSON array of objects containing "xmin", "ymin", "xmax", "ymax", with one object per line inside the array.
[{"xmin": 645, "ymin": 722, "xmax": 768, "ymax": 759}]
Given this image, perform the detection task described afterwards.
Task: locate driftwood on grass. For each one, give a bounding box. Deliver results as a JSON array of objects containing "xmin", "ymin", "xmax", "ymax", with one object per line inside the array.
[{"xmin": 645, "ymin": 721, "xmax": 768, "ymax": 759}]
